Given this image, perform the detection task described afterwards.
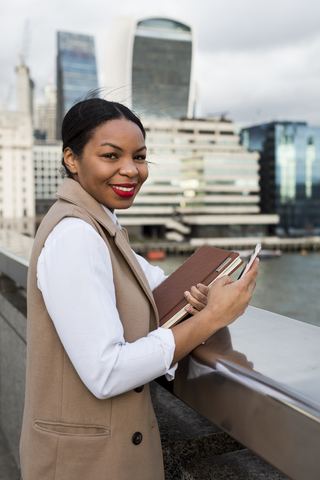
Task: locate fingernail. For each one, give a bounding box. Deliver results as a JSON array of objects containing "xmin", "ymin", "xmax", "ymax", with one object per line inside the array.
[{"xmin": 184, "ymin": 291, "xmax": 189, "ymax": 297}]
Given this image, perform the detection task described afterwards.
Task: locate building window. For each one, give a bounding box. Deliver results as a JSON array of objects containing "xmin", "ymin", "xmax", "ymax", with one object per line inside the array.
[{"xmin": 23, "ymin": 209, "xmax": 27, "ymax": 217}]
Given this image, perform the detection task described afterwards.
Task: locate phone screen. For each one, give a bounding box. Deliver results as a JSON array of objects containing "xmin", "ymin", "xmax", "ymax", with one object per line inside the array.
[{"xmin": 238, "ymin": 243, "xmax": 261, "ymax": 279}]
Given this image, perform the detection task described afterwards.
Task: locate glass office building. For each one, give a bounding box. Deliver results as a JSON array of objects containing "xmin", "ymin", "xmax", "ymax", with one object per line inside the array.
[
  {"xmin": 241, "ymin": 122, "xmax": 320, "ymax": 235},
  {"xmin": 132, "ymin": 18, "xmax": 193, "ymax": 119},
  {"xmin": 56, "ymin": 31, "xmax": 98, "ymax": 139},
  {"xmin": 104, "ymin": 16, "xmax": 195, "ymax": 119}
]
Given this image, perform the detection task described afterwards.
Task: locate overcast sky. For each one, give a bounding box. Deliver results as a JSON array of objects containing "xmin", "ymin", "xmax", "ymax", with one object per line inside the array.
[{"xmin": 1, "ymin": 0, "xmax": 320, "ymax": 127}]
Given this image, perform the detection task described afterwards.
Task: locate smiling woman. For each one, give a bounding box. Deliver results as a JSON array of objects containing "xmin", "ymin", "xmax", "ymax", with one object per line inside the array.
[
  {"xmin": 63, "ymin": 118, "xmax": 149, "ymax": 211},
  {"xmin": 19, "ymin": 98, "xmax": 258, "ymax": 480}
]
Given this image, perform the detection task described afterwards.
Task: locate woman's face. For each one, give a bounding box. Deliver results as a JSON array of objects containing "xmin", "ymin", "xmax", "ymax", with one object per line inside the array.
[{"xmin": 64, "ymin": 119, "xmax": 148, "ymax": 212}]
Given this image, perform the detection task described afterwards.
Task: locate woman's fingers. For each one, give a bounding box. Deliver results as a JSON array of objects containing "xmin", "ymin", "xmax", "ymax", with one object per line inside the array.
[
  {"xmin": 196, "ymin": 283, "xmax": 210, "ymax": 296},
  {"xmin": 184, "ymin": 283, "xmax": 209, "ymax": 314},
  {"xmin": 204, "ymin": 258, "xmax": 260, "ymax": 328},
  {"xmin": 185, "ymin": 304, "xmax": 200, "ymax": 315}
]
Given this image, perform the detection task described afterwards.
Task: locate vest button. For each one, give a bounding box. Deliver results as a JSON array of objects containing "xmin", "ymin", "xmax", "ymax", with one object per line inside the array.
[
  {"xmin": 134, "ymin": 385, "xmax": 144, "ymax": 393},
  {"xmin": 132, "ymin": 432, "xmax": 143, "ymax": 445}
]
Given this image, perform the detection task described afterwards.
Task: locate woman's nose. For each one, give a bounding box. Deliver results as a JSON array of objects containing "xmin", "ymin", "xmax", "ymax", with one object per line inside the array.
[{"xmin": 119, "ymin": 157, "xmax": 138, "ymax": 176}]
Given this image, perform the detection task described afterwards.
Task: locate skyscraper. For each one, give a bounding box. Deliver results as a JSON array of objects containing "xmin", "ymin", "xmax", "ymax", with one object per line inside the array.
[
  {"xmin": 16, "ymin": 63, "xmax": 34, "ymax": 116},
  {"xmin": 105, "ymin": 15, "xmax": 195, "ymax": 119},
  {"xmin": 241, "ymin": 122, "xmax": 320, "ymax": 236},
  {"xmin": 56, "ymin": 31, "xmax": 98, "ymax": 139}
]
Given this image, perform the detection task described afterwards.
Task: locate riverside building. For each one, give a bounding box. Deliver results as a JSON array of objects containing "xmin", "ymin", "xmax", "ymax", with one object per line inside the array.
[
  {"xmin": 116, "ymin": 117, "xmax": 279, "ymax": 241},
  {"xmin": 0, "ymin": 110, "xmax": 35, "ymax": 235},
  {"xmin": 241, "ymin": 122, "xmax": 320, "ymax": 236},
  {"xmin": 56, "ymin": 31, "xmax": 99, "ymax": 139},
  {"xmin": 105, "ymin": 15, "xmax": 195, "ymax": 119}
]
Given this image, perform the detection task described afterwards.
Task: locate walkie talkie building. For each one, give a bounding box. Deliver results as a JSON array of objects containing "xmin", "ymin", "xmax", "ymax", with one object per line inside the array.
[
  {"xmin": 105, "ymin": 15, "xmax": 195, "ymax": 119},
  {"xmin": 56, "ymin": 31, "xmax": 98, "ymax": 139}
]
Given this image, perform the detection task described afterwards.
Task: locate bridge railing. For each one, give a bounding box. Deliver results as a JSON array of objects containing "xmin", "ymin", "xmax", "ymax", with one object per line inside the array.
[{"xmin": 0, "ymin": 231, "xmax": 319, "ymax": 479}]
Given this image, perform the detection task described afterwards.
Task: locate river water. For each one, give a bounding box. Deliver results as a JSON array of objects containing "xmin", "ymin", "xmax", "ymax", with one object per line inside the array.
[{"xmin": 146, "ymin": 252, "xmax": 320, "ymax": 327}]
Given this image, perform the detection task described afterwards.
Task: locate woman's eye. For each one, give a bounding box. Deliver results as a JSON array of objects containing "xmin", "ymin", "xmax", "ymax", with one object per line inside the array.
[
  {"xmin": 103, "ymin": 153, "xmax": 118, "ymax": 159},
  {"xmin": 134, "ymin": 155, "xmax": 147, "ymax": 162}
]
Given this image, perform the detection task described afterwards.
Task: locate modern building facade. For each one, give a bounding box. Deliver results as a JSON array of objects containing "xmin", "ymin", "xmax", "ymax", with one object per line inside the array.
[
  {"xmin": 116, "ymin": 117, "xmax": 279, "ymax": 241},
  {"xmin": 35, "ymin": 84, "xmax": 57, "ymax": 141},
  {"xmin": 105, "ymin": 15, "xmax": 195, "ymax": 119},
  {"xmin": 241, "ymin": 122, "xmax": 320, "ymax": 236},
  {"xmin": 56, "ymin": 31, "xmax": 98, "ymax": 139}
]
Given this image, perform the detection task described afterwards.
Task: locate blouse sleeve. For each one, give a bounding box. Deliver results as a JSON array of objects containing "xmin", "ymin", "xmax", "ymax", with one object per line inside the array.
[{"xmin": 37, "ymin": 217, "xmax": 177, "ymax": 400}]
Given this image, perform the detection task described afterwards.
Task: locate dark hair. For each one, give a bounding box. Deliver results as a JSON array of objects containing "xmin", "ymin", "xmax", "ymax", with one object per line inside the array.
[{"xmin": 61, "ymin": 98, "xmax": 146, "ymax": 178}]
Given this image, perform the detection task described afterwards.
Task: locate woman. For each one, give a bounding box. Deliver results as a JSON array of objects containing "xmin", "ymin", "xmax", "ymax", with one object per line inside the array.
[{"xmin": 20, "ymin": 98, "xmax": 258, "ymax": 480}]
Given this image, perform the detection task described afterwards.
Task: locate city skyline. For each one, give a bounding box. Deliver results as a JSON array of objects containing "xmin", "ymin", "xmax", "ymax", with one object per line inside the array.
[{"xmin": 1, "ymin": 0, "xmax": 320, "ymax": 127}]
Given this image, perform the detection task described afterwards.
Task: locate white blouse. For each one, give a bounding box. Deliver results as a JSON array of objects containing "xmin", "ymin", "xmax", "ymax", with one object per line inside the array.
[{"xmin": 37, "ymin": 208, "xmax": 177, "ymax": 400}]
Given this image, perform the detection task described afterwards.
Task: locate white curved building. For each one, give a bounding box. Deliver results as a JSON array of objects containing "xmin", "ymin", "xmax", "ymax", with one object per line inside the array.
[{"xmin": 105, "ymin": 15, "xmax": 196, "ymax": 119}]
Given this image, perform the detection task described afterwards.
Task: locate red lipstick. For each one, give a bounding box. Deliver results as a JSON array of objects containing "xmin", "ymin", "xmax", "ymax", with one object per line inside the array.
[{"xmin": 109, "ymin": 183, "xmax": 137, "ymax": 198}]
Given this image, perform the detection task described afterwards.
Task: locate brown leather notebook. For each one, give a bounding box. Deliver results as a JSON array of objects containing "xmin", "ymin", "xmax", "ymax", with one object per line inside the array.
[{"xmin": 153, "ymin": 246, "xmax": 243, "ymax": 329}]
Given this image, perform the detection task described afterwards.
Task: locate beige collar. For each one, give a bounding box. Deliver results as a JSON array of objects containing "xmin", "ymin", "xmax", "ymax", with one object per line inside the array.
[{"xmin": 56, "ymin": 178, "xmax": 118, "ymax": 237}]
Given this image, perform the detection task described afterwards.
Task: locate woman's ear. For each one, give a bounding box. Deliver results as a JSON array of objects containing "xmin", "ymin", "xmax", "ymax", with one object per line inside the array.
[{"xmin": 63, "ymin": 147, "xmax": 78, "ymax": 174}]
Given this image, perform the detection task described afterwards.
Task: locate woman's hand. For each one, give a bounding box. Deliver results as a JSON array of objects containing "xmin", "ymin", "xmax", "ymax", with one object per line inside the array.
[
  {"xmin": 205, "ymin": 259, "xmax": 259, "ymax": 330},
  {"xmin": 171, "ymin": 258, "xmax": 259, "ymax": 366},
  {"xmin": 184, "ymin": 283, "xmax": 209, "ymax": 315}
]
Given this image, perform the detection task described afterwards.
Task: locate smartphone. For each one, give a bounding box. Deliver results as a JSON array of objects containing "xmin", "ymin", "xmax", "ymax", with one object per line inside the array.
[{"xmin": 238, "ymin": 243, "xmax": 261, "ymax": 279}]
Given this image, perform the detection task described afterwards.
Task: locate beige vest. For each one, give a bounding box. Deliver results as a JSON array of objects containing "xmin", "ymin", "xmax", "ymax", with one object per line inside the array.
[{"xmin": 20, "ymin": 178, "xmax": 164, "ymax": 480}]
